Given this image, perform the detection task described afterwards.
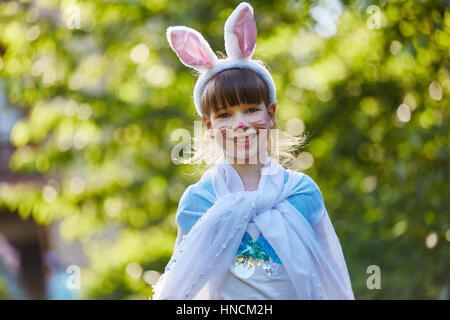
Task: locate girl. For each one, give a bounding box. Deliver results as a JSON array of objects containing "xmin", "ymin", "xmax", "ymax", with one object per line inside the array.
[{"xmin": 153, "ymin": 2, "xmax": 354, "ymax": 300}]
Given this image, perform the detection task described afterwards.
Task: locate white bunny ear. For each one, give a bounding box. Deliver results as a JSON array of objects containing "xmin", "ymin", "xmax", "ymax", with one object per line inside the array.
[
  {"xmin": 167, "ymin": 26, "xmax": 218, "ymax": 72},
  {"xmin": 224, "ymin": 2, "xmax": 257, "ymax": 59}
]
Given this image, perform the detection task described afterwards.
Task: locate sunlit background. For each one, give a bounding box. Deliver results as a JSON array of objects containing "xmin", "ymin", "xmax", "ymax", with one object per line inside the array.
[{"xmin": 0, "ymin": 0, "xmax": 448, "ymax": 300}]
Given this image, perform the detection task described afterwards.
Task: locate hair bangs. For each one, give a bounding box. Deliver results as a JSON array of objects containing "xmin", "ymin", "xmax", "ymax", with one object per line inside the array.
[{"xmin": 201, "ymin": 68, "xmax": 271, "ymax": 117}]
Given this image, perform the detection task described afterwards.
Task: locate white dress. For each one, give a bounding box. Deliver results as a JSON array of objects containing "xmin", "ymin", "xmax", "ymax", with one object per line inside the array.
[{"xmin": 218, "ymin": 221, "xmax": 297, "ymax": 299}]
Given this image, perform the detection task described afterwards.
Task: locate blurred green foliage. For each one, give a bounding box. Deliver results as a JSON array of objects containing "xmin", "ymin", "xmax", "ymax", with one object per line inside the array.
[
  {"xmin": 0, "ymin": 0, "xmax": 448, "ymax": 299},
  {"xmin": 0, "ymin": 276, "xmax": 6, "ymax": 299}
]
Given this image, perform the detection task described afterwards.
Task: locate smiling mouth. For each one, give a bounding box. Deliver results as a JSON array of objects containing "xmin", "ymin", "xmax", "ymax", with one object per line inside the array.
[{"xmin": 231, "ymin": 134, "xmax": 257, "ymax": 147}]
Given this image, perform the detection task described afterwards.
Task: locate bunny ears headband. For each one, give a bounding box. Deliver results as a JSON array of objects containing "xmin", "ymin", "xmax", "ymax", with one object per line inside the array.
[{"xmin": 166, "ymin": 2, "xmax": 276, "ymax": 117}]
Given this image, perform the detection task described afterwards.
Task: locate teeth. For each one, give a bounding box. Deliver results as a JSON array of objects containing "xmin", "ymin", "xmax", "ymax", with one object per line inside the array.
[{"xmin": 234, "ymin": 136, "xmax": 251, "ymax": 143}]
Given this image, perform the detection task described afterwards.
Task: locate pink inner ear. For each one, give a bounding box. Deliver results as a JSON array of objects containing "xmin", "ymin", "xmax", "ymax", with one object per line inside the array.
[
  {"xmin": 232, "ymin": 6, "xmax": 257, "ymax": 58},
  {"xmin": 171, "ymin": 30, "xmax": 213, "ymax": 67}
]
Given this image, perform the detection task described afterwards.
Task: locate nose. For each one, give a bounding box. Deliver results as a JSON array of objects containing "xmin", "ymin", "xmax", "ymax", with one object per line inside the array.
[{"xmin": 232, "ymin": 112, "xmax": 248, "ymax": 130}]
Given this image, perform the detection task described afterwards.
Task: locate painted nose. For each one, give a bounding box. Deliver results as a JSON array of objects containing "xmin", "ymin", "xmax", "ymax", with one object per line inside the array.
[{"xmin": 238, "ymin": 122, "xmax": 245, "ymax": 128}]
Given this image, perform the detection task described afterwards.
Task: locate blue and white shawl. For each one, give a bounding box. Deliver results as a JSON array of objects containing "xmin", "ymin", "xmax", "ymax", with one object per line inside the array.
[{"xmin": 153, "ymin": 156, "xmax": 354, "ymax": 300}]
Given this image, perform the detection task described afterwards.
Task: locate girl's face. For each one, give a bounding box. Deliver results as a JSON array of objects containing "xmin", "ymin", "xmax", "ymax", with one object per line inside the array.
[{"xmin": 203, "ymin": 102, "xmax": 276, "ymax": 164}]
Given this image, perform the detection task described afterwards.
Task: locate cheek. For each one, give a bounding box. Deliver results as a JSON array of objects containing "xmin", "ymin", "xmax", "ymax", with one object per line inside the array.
[
  {"xmin": 210, "ymin": 126, "xmax": 228, "ymax": 142},
  {"xmin": 250, "ymin": 117, "xmax": 270, "ymax": 130},
  {"xmin": 250, "ymin": 118, "xmax": 271, "ymax": 141},
  {"xmin": 212, "ymin": 118, "xmax": 231, "ymax": 129},
  {"xmin": 211, "ymin": 121, "xmax": 233, "ymax": 138}
]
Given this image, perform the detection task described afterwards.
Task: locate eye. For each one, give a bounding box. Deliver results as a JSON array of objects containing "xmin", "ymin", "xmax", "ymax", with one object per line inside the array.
[
  {"xmin": 247, "ymin": 107, "xmax": 259, "ymax": 113},
  {"xmin": 217, "ymin": 112, "xmax": 230, "ymax": 119}
]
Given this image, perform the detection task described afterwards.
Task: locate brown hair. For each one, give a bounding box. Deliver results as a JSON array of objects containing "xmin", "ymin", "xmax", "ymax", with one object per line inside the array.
[{"xmin": 200, "ymin": 66, "xmax": 271, "ymax": 118}]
